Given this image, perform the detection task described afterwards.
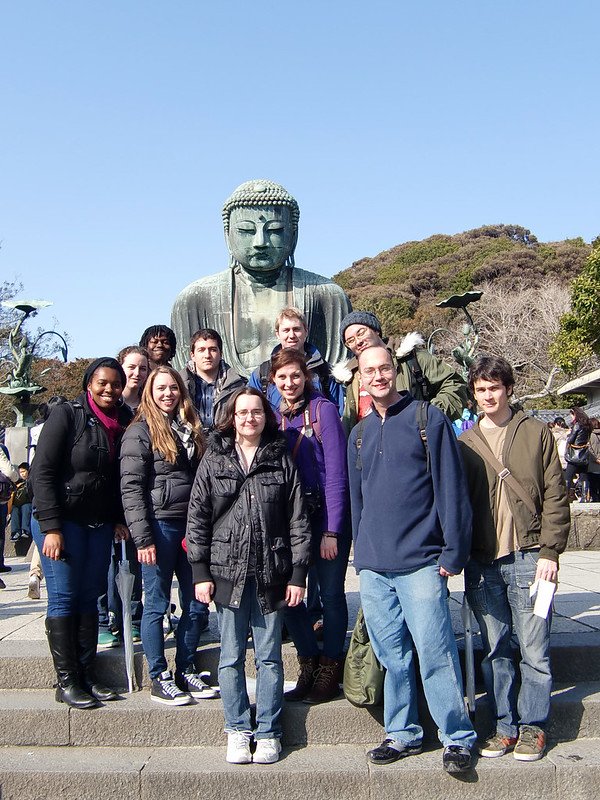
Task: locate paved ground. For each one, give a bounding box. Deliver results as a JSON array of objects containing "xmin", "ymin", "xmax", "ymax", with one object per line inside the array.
[{"xmin": 1, "ymin": 548, "xmax": 599, "ymax": 644}]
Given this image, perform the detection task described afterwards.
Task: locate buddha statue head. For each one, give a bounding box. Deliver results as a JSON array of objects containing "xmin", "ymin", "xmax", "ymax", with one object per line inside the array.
[{"xmin": 222, "ymin": 180, "xmax": 300, "ymax": 276}]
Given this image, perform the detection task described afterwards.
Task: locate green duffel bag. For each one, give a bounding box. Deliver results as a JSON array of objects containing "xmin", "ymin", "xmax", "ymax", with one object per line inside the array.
[{"xmin": 343, "ymin": 606, "xmax": 385, "ymax": 707}]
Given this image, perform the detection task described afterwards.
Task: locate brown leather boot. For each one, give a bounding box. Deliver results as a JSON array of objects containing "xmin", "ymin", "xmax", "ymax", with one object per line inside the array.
[
  {"xmin": 284, "ymin": 655, "xmax": 319, "ymax": 701},
  {"xmin": 303, "ymin": 656, "xmax": 342, "ymax": 704}
]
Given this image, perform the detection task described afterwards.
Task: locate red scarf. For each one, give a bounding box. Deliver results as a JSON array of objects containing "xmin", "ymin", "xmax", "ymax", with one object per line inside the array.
[{"xmin": 87, "ymin": 392, "xmax": 124, "ymax": 461}]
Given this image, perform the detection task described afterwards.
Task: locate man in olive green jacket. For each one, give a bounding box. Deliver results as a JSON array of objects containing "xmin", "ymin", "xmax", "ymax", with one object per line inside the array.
[
  {"xmin": 459, "ymin": 355, "xmax": 569, "ymax": 764},
  {"xmin": 332, "ymin": 311, "xmax": 468, "ymax": 436}
]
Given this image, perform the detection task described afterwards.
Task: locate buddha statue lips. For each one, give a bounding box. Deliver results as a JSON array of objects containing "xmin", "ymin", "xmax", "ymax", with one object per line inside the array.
[{"xmin": 171, "ymin": 179, "xmax": 351, "ymax": 378}]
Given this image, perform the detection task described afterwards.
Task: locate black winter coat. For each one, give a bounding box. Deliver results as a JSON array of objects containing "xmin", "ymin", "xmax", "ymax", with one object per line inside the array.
[
  {"xmin": 120, "ymin": 420, "xmax": 200, "ymax": 549},
  {"xmin": 186, "ymin": 433, "xmax": 312, "ymax": 613},
  {"xmin": 30, "ymin": 393, "xmax": 132, "ymax": 533}
]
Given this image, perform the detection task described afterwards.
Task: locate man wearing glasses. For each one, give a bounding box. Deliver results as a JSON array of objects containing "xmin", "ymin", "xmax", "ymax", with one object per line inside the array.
[
  {"xmin": 333, "ymin": 311, "xmax": 467, "ymax": 435},
  {"xmin": 347, "ymin": 345, "xmax": 476, "ymax": 773}
]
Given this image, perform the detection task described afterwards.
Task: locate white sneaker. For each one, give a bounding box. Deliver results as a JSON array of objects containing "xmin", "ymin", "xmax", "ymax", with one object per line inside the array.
[
  {"xmin": 253, "ymin": 738, "xmax": 282, "ymax": 764},
  {"xmin": 28, "ymin": 575, "xmax": 41, "ymax": 600},
  {"xmin": 226, "ymin": 731, "xmax": 253, "ymax": 764}
]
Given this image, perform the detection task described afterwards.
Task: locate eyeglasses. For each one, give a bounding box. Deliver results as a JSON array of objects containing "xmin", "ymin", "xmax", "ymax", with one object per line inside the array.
[
  {"xmin": 344, "ymin": 326, "xmax": 369, "ymax": 347},
  {"xmin": 235, "ymin": 410, "xmax": 265, "ymax": 419},
  {"xmin": 361, "ymin": 365, "xmax": 394, "ymax": 378}
]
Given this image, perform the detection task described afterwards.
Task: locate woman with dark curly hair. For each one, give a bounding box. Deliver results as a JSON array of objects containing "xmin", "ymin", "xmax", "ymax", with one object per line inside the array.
[{"xmin": 186, "ymin": 387, "xmax": 311, "ymax": 764}]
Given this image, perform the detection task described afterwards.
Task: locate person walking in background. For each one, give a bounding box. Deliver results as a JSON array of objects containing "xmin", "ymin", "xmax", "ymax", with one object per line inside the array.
[
  {"xmin": 586, "ymin": 418, "xmax": 600, "ymax": 501},
  {"xmin": 26, "ymin": 397, "xmax": 68, "ymax": 600},
  {"xmin": 564, "ymin": 407, "xmax": 592, "ymax": 501},
  {"xmin": 460, "ymin": 356, "xmax": 570, "ymax": 762},
  {"xmin": 120, "ymin": 366, "xmax": 217, "ymax": 705},
  {"xmin": 28, "ymin": 358, "xmax": 132, "ymax": 709},
  {"xmin": 549, "ymin": 417, "xmax": 569, "ymax": 471},
  {"xmin": 186, "ymin": 387, "xmax": 311, "ymax": 764},
  {"xmin": 0, "ymin": 443, "xmax": 19, "ymax": 578}
]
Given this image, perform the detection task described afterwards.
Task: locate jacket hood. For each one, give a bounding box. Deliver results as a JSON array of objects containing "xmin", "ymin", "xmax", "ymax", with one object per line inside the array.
[
  {"xmin": 331, "ymin": 359, "xmax": 355, "ymax": 384},
  {"xmin": 206, "ymin": 431, "xmax": 287, "ymax": 461},
  {"xmin": 395, "ymin": 332, "xmax": 426, "ymax": 360}
]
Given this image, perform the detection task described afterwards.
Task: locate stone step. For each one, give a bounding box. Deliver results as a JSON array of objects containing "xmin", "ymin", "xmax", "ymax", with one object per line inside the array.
[
  {"xmin": 0, "ymin": 740, "xmax": 599, "ymax": 800},
  {"xmin": 0, "ymin": 682, "xmax": 598, "ymax": 749},
  {"xmin": 2, "ymin": 631, "xmax": 599, "ymax": 693}
]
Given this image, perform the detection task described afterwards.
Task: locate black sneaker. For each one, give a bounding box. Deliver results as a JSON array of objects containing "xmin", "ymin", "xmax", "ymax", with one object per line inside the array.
[
  {"xmin": 367, "ymin": 738, "xmax": 423, "ymax": 765},
  {"xmin": 150, "ymin": 670, "xmax": 193, "ymax": 706},
  {"xmin": 0, "ymin": 565, "xmax": 12, "ymax": 573},
  {"xmin": 10, "ymin": 532, "xmax": 20, "ymax": 541},
  {"xmin": 175, "ymin": 670, "xmax": 219, "ymax": 699},
  {"xmin": 442, "ymin": 745, "xmax": 473, "ymax": 773}
]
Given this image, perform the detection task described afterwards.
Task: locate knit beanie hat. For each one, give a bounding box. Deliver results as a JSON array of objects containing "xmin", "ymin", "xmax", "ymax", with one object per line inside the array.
[
  {"xmin": 340, "ymin": 311, "xmax": 382, "ymax": 342},
  {"xmin": 82, "ymin": 357, "xmax": 127, "ymax": 391}
]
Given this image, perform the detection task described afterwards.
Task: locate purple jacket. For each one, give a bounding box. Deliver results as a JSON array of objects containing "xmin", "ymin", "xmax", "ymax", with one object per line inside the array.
[{"xmin": 274, "ymin": 391, "xmax": 349, "ymax": 535}]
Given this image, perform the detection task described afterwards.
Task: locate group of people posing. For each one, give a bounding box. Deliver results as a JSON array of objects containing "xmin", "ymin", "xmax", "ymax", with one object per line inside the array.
[{"xmin": 23, "ymin": 306, "xmax": 570, "ymax": 773}]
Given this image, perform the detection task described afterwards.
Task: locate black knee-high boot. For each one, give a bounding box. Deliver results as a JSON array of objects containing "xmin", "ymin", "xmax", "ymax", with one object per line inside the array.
[
  {"xmin": 77, "ymin": 612, "xmax": 120, "ymax": 701},
  {"xmin": 45, "ymin": 617, "xmax": 100, "ymax": 709}
]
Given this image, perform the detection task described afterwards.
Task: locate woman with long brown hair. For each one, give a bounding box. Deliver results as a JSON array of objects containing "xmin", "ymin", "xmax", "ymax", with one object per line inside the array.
[{"xmin": 120, "ymin": 366, "xmax": 218, "ymax": 705}]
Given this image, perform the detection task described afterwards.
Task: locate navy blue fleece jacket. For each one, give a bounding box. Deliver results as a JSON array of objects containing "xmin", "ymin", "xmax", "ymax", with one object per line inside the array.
[{"xmin": 348, "ymin": 393, "xmax": 472, "ymax": 576}]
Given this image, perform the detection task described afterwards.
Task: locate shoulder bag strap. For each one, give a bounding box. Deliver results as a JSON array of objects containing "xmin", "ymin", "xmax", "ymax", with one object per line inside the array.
[{"xmin": 462, "ymin": 429, "xmax": 537, "ymax": 516}]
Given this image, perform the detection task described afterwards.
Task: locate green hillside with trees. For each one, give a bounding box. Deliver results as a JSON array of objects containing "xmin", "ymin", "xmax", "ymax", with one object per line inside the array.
[
  {"xmin": 333, "ymin": 224, "xmax": 595, "ymax": 403},
  {"xmin": 334, "ymin": 224, "xmax": 590, "ymax": 336}
]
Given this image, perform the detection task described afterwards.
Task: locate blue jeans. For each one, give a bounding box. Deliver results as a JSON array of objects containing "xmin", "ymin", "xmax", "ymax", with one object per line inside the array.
[
  {"xmin": 284, "ymin": 529, "xmax": 350, "ymax": 660},
  {"xmin": 216, "ymin": 578, "xmax": 284, "ymax": 740},
  {"xmin": 31, "ymin": 517, "xmax": 114, "ymax": 617},
  {"xmin": 465, "ymin": 551, "xmax": 552, "ymax": 737},
  {"xmin": 11, "ymin": 503, "xmax": 32, "ymax": 536},
  {"xmin": 140, "ymin": 519, "xmax": 209, "ymax": 679},
  {"xmin": 360, "ymin": 564, "xmax": 476, "ymax": 748},
  {"xmin": 98, "ymin": 537, "xmax": 143, "ymax": 630}
]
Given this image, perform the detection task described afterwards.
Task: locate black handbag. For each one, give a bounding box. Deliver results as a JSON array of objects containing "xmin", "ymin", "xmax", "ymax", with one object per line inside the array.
[{"xmin": 566, "ymin": 443, "xmax": 589, "ymax": 468}]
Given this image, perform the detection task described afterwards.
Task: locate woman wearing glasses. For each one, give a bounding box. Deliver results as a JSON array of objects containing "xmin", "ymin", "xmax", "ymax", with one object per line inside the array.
[{"xmin": 186, "ymin": 387, "xmax": 311, "ymax": 764}]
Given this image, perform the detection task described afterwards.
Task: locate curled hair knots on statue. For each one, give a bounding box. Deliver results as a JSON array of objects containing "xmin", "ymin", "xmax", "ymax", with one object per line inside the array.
[{"xmin": 222, "ymin": 179, "xmax": 300, "ymax": 234}]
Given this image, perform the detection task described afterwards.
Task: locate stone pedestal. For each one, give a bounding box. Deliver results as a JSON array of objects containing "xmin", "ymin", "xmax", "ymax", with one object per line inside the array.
[{"xmin": 4, "ymin": 426, "xmax": 31, "ymax": 465}]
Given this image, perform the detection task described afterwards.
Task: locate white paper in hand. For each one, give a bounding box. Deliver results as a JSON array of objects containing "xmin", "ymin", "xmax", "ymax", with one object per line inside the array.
[{"xmin": 529, "ymin": 579, "xmax": 556, "ymax": 619}]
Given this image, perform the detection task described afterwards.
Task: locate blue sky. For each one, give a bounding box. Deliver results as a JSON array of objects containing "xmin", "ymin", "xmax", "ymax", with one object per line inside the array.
[{"xmin": 2, "ymin": 1, "xmax": 599, "ymax": 359}]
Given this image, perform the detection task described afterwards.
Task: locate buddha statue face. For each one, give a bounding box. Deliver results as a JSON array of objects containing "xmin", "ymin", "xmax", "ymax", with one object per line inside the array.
[{"xmin": 226, "ymin": 205, "xmax": 296, "ymax": 274}]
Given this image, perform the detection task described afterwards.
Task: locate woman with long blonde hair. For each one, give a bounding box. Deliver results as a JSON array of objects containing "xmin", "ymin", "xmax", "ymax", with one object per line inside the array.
[{"xmin": 120, "ymin": 366, "xmax": 218, "ymax": 705}]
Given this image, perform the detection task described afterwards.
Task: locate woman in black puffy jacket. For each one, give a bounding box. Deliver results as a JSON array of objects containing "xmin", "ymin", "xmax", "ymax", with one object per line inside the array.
[
  {"xmin": 30, "ymin": 357, "xmax": 132, "ymax": 709},
  {"xmin": 120, "ymin": 366, "xmax": 217, "ymax": 706},
  {"xmin": 186, "ymin": 387, "xmax": 311, "ymax": 764}
]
